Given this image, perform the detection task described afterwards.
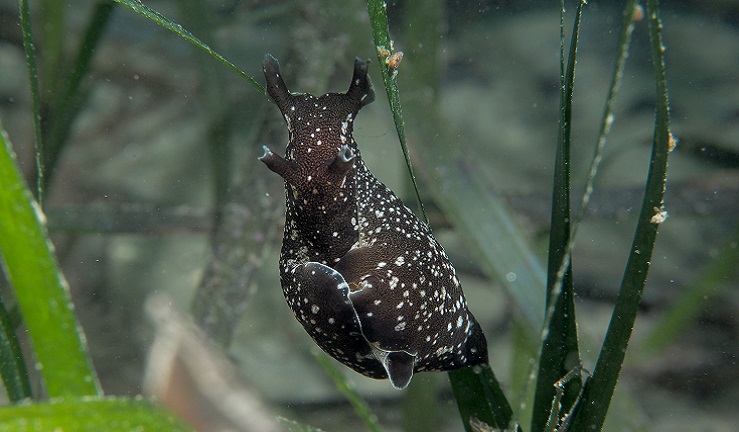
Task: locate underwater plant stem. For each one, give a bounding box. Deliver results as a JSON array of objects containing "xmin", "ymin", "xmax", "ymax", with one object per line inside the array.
[
  {"xmin": 1, "ymin": 125, "xmax": 101, "ymax": 398},
  {"xmin": 18, "ymin": 0, "xmax": 44, "ymax": 202},
  {"xmin": 530, "ymin": 2, "xmax": 584, "ymax": 430},
  {"xmin": 569, "ymin": 0, "xmax": 672, "ymax": 429},
  {"xmin": 112, "ymin": 0, "xmax": 264, "ymax": 93},
  {"xmin": 0, "ymin": 287, "xmax": 32, "ymax": 401},
  {"xmin": 365, "ymin": 0, "xmax": 429, "ymax": 227}
]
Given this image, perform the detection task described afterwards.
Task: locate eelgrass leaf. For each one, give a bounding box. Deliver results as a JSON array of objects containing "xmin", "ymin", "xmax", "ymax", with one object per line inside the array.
[
  {"xmin": 112, "ymin": 0, "xmax": 264, "ymax": 94},
  {"xmin": 0, "ymin": 124, "xmax": 101, "ymax": 398},
  {"xmin": 569, "ymin": 0, "xmax": 673, "ymax": 429},
  {"xmin": 449, "ymin": 365, "xmax": 520, "ymax": 432},
  {"xmin": 18, "ymin": 0, "xmax": 44, "ymax": 202},
  {"xmin": 365, "ymin": 0, "xmax": 429, "ymax": 226},
  {"xmin": 0, "ymin": 289, "xmax": 32, "ymax": 401},
  {"xmin": 314, "ymin": 352, "xmax": 382, "ymax": 432},
  {"xmin": 530, "ymin": 2, "xmax": 584, "ymax": 429},
  {"xmin": 0, "ymin": 397, "xmax": 192, "ymax": 431}
]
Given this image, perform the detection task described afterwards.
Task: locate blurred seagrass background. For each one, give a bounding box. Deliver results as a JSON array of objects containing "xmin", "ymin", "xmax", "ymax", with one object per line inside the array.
[{"xmin": 1, "ymin": 0, "xmax": 737, "ymax": 430}]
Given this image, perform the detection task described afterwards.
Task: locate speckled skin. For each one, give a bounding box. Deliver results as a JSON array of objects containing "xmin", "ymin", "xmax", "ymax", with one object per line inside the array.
[{"xmin": 260, "ymin": 54, "xmax": 487, "ymax": 389}]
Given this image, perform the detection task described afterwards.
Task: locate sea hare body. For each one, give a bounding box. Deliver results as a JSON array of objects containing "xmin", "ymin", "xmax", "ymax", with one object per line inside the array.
[{"xmin": 261, "ymin": 55, "xmax": 487, "ymax": 389}]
